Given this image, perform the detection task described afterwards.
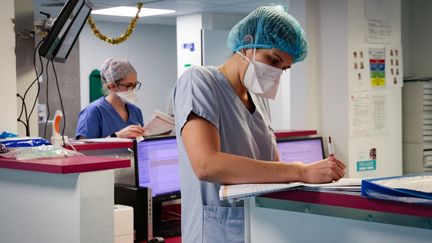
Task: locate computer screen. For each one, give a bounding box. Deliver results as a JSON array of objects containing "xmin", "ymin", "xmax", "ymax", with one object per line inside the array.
[
  {"xmin": 277, "ymin": 137, "xmax": 325, "ymax": 164},
  {"xmin": 39, "ymin": 0, "xmax": 92, "ymax": 62},
  {"xmin": 134, "ymin": 136, "xmax": 180, "ymax": 198}
]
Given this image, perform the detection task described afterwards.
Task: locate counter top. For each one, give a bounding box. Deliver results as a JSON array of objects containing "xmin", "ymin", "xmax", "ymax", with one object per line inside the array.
[{"xmin": 0, "ymin": 155, "xmax": 130, "ymax": 174}]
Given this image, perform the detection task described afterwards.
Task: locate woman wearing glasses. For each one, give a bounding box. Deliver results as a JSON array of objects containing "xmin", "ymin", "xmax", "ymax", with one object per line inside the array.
[{"xmin": 76, "ymin": 58, "xmax": 145, "ymax": 139}]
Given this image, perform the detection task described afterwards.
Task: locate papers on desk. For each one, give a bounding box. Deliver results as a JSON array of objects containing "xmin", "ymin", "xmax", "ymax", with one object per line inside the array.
[
  {"xmin": 219, "ymin": 178, "xmax": 362, "ymax": 201},
  {"xmin": 361, "ymin": 175, "xmax": 432, "ymax": 204}
]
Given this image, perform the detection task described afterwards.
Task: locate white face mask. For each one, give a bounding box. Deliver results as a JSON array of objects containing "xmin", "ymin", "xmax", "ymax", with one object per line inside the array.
[
  {"xmin": 237, "ymin": 49, "xmax": 283, "ymax": 99},
  {"xmin": 115, "ymin": 89, "xmax": 138, "ymax": 104}
]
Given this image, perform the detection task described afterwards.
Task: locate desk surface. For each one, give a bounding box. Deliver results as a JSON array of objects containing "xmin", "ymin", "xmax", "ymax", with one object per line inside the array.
[{"xmin": 0, "ymin": 156, "xmax": 130, "ymax": 174}]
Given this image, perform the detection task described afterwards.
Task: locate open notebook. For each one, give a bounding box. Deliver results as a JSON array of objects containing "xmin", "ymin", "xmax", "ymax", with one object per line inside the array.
[{"xmin": 219, "ymin": 178, "xmax": 362, "ymax": 201}]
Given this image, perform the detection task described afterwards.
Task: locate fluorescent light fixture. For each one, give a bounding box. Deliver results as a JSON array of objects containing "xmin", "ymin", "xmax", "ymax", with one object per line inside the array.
[{"xmin": 92, "ymin": 6, "xmax": 175, "ymax": 17}]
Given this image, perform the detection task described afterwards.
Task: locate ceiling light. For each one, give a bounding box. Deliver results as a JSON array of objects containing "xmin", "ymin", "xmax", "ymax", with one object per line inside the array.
[{"xmin": 92, "ymin": 6, "xmax": 176, "ymax": 17}]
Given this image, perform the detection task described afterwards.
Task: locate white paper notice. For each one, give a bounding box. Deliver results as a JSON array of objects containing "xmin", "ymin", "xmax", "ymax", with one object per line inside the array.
[
  {"xmin": 350, "ymin": 93, "xmax": 372, "ymax": 138},
  {"xmin": 350, "ymin": 92, "xmax": 389, "ymax": 138},
  {"xmin": 365, "ymin": 0, "xmax": 393, "ymax": 43},
  {"xmin": 373, "ymin": 92, "xmax": 388, "ymax": 135}
]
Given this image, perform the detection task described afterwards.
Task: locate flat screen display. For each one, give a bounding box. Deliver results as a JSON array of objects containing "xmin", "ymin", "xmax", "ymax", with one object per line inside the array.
[
  {"xmin": 135, "ymin": 137, "xmax": 180, "ymax": 197},
  {"xmin": 39, "ymin": 0, "xmax": 92, "ymax": 62},
  {"xmin": 277, "ymin": 137, "xmax": 325, "ymax": 164}
]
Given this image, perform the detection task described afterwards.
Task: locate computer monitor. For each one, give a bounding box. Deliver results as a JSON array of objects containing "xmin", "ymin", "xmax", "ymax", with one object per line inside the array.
[
  {"xmin": 277, "ymin": 137, "xmax": 325, "ymax": 163},
  {"xmin": 134, "ymin": 136, "xmax": 181, "ymax": 201},
  {"xmin": 39, "ymin": 0, "xmax": 93, "ymax": 62}
]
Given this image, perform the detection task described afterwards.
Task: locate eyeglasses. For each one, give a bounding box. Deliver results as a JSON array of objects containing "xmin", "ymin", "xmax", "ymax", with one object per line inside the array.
[{"xmin": 116, "ymin": 81, "xmax": 141, "ymax": 91}]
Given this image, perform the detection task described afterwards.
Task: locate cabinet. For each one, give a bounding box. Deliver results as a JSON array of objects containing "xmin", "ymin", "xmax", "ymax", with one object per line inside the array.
[{"xmin": 402, "ymin": 79, "xmax": 432, "ymax": 173}]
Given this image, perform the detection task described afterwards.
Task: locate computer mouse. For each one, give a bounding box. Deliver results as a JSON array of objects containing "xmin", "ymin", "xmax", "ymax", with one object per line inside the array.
[{"xmin": 148, "ymin": 236, "xmax": 165, "ymax": 243}]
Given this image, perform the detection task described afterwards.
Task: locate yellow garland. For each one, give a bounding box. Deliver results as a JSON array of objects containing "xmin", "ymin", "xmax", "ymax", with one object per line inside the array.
[{"xmin": 87, "ymin": 3, "xmax": 143, "ymax": 45}]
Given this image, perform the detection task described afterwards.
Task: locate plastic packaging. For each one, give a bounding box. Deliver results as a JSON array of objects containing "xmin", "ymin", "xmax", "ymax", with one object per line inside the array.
[
  {"xmin": 1, "ymin": 145, "xmax": 83, "ymax": 160},
  {"xmin": 0, "ymin": 138, "xmax": 51, "ymax": 148},
  {"xmin": 0, "ymin": 132, "xmax": 18, "ymax": 139}
]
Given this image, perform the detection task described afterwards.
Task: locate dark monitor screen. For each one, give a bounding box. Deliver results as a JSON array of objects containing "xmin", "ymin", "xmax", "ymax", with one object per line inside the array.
[
  {"xmin": 39, "ymin": 0, "xmax": 92, "ymax": 62},
  {"xmin": 134, "ymin": 136, "xmax": 180, "ymax": 199},
  {"xmin": 277, "ymin": 137, "xmax": 325, "ymax": 164}
]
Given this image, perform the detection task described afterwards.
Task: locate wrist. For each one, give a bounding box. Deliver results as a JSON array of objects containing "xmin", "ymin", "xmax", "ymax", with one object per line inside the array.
[
  {"xmin": 110, "ymin": 132, "xmax": 117, "ymax": 137},
  {"xmin": 295, "ymin": 163, "xmax": 307, "ymax": 182}
]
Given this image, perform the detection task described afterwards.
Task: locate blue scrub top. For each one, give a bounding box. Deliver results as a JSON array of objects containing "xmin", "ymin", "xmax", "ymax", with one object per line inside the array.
[
  {"xmin": 173, "ymin": 66, "xmax": 277, "ymax": 243},
  {"xmin": 75, "ymin": 97, "xmax": 144, "ymax": 139}
]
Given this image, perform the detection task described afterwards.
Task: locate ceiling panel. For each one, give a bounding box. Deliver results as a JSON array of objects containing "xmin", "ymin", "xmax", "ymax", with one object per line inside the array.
[{"xmin": 34, "ymin": 0, "xmax": 290, "ymax": 25}]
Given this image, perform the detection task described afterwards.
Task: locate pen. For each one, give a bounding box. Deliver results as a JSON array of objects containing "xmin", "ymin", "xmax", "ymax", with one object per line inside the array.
[{"xmin": 328, "ymin": 136, "xmax": 335, "ymax": 158}]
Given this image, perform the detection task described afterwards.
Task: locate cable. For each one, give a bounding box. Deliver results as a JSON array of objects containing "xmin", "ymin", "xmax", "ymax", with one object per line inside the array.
[
  {"xmin": 51, "ymin": 61, "xmax": 66, "ymax": 145},
  {"xmin": 43, "ymin": 60, "xmax": 50, "ymax": 139},
  {"xmin": 28, "ymin": 39, "xmax": 46, "ymax": 120},
  {"xmin": 16, "ymin": 38, "xmax": 45, "ymax": 136},
  {"xmin": 16, "ymin": 94, "xmax": 28, "ymax": 132}
]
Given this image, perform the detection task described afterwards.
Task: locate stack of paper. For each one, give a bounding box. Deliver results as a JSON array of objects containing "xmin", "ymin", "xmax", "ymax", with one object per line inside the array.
[
  {"xmin": 362, "ymin": 175, "xmax": 432, "ymax": 204},
  {"xmin": 219, "ymin": 178, "xmax": 362, "ymax": 201},
  {"xmin": 143, "ymin": 110, "xmax": 175, "ymax": 137}
]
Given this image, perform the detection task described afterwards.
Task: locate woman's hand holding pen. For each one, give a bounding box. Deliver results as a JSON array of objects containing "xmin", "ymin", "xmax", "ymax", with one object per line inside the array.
[
  {"xmin": 299, "ymin": 157, "xmax": 346, "ymax": 184},
  {"xmin": 116, "ymin": 124, "xmax": 145, "ymax": 138}
]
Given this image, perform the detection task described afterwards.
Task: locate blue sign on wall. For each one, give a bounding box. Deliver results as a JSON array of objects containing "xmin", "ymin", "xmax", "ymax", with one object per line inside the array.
[{"xmin": 183, "ymin": 43, "xmax": 195, "ymax": 52}]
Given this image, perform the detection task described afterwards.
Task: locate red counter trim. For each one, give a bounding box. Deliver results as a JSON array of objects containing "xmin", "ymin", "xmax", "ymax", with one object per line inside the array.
[
  {"xmin": 274, "ymin": 130, "xmax": 317, "ymax": 139},
  {"xmin": 263, "ymin": 190, "xmax": 432, "ymax": 217},
  {"xmin": 0, "ymin": 156, "xmax": 130, "ymax": 174},
  {"xmin": 64, "ymin": 141, "xmax": 133, "ymax": 151}
]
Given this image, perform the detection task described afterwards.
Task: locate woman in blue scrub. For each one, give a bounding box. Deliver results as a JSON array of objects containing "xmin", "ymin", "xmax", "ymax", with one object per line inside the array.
[
  {"xmin": 76, "ymin": 58, "xmax": 145, "ymax": 139},
  {"xmin": 173, "ymin": 6, "xmax": 346, "ymax": 243}
]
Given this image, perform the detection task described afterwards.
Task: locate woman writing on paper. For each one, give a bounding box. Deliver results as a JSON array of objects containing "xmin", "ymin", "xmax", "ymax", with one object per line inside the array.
[
  {"xmin": 172, "ymin": 6, "xmax": 346, "ymax": 243},
  {"xmin": 76, "ymin": 58, "xmax": 145, "ymax": 139}
]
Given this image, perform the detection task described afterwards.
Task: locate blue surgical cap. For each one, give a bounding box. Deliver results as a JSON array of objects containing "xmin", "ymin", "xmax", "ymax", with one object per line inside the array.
[{"xmin": 227, "ymin": 6, "xmax": 308, "ymax": 63}]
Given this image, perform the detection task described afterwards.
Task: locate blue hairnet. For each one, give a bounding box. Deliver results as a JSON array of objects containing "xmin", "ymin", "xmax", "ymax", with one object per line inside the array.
[{"xmin": 227, "ymin": 6, "xmax": 308, "ymax": 63}]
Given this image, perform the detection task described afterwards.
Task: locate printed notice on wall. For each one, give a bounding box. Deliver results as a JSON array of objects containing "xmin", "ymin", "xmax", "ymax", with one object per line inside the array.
[
  {"xmin": 373, "ymin": 92, "xmax": 389, "ymax": 135},
  {"xmin": 369, "ymin": 48, "xmax": 386, "ymax": 88},
  {"xmin": 350, "ymin": 93, "xmax": 372, "ymax": 138},
  {"xmin": 349, "ymin": 91, "xmax": 389, "ymax": 138},
  {"xmin": 356, "ymin": 145, "xmax": 377, "ymax": 172},
  {"xmin": 350, "ymin": 47, "xmax": 370, "ymax": 92},
  {"xmin": 365, "ymin": 0, "xmax": 393, "ymax": 43}
]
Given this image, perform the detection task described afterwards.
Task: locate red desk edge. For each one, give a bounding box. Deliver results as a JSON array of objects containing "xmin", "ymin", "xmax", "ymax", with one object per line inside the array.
[
  {"xmin": 275, "ymin": 130, "xmax": 317, "ymax": 139},
  {"xmin": 262, "ymin": 189, "xmax": 432, "ymax": 217},
  {"xmin": 64, "ymin": 141, "xmax": 134, "ymax": 151},
  {"xmin": 0, "ymin": 156, "xmax": 130, "ymax": 174}
]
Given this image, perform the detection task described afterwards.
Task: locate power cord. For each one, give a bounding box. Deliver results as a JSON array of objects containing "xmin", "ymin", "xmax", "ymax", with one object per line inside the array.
[
  {"xmin": 16, "ymin": 38, "xmax": 45, "ymax": 136},
  {"xmin": 43, "ymin": 60, "xmax": 50, "ymax": 139}
]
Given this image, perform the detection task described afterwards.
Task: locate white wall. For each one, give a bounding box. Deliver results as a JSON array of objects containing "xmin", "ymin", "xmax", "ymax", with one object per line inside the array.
[
  {"xmin": 289, "ymin": 0, "xmax": 321, "ymax": 131},
  {"xmin": 316, "ymin": 0, "xmax": 402, "ymax": 177},
  {"xmin": 176, "ymin": 14, "xmax": 204, "ymax": 77},
  {"xmin": 79, "ymin": 22, "xmax": 177, "ymax": 122},
  {"xmin": 0, "ymin": 0, "xmax": 17, "ymax": 133}
]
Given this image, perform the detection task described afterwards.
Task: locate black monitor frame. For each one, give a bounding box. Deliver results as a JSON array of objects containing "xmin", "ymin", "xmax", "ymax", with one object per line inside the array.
[
  {"xmin": 133, "ymin": 136, "xmax": 181, "ymax": 202},
  {"xmin": 276, "ymin": 136, "xmax": 326, "ymax": 161},
  {"xmin": 39, "ymin": 0, "xmax": 93, "ymax": 63}
]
